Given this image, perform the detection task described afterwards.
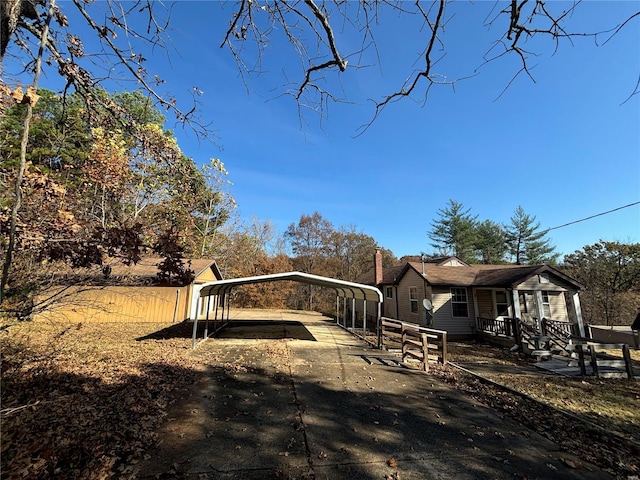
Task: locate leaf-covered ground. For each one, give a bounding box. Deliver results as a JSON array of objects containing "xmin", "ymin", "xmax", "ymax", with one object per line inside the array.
[
  {"xmin": 2, "ymin": 320, "xmax": 639, "ymax": 479},
  {"xmin": 1, "ymin": 320, "xmax": 207, "ymax": 479},
  {"xmin": 434, "ymin": 341, "xmax": 640, "ymax": 478}
]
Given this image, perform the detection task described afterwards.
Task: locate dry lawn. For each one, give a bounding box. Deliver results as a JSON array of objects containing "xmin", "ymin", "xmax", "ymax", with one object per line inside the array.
[
  {"xmin": 1, "ymin": 319, "xmax": 207, "ymax": 479},
  {"xmin": 2, "ymin": 320, "xmax": 639, "ymax": 479},
  {"xmin": 444, "ymin": 342, "xmax": 640, "ymax": 442},
  {"xmin": 434, "ymin": 341, "xmax": 640, "ymax": 478}
]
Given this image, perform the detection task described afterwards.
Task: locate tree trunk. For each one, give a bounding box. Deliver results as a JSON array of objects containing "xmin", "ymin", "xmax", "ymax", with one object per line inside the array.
[{"xmin": 1, "ymin": 0, "xmax": 55, "ymax": 304}]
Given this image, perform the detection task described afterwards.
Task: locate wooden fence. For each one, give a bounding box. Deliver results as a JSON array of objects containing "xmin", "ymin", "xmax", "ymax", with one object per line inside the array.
[
  {"xmin": 380, "ymin": 318, "xmax": 447, "ymax": 372},
  {"xmin": 36, "ymin": 285, "xmax": 190, "ymax": 323},
  {"xmin": 574, "ymin": 342, "xmax": 635, "ymax": 379},
  {"xmin": 588, "ymin": 325, "xmax": 640, "ymax": 349}
]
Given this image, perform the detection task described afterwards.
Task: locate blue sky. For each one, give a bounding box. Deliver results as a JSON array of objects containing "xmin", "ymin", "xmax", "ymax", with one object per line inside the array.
[{"xmin": 7, "ymin": 1, "xmax": 640, "ymax": 259}]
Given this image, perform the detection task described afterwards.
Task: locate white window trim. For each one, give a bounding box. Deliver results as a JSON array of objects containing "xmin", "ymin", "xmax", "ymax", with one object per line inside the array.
[
  {"xmin": 409, "ymin": 286, "xmax": 418, "ymax": 314},
  {"xmin": 493, "ymin": 289, "xmax": 511, "ymax": 319},
  {"xmin": 541, "ymin": 290, "xmax": 551, "ymax": 318},
  {"xmin": 450, "ymin": 287, "xmax": 469, "ymax": 318}
]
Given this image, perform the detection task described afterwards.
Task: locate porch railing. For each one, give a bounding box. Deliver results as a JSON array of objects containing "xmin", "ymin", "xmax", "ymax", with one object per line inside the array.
[
  {"xmin": 477, "ymin": 316, "xmax": 578, "ymax": 356},
  {"xmin": 476, "ymin": 316, "xmax": 515, "ymax": 337},
  {"xmin": 542, "ymin": 318, "xmax": 578, "ymax": 354}
]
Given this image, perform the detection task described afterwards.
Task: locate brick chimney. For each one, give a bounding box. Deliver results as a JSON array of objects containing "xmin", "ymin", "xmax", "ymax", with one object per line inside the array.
[{"xmin": 374, "ymin": 249, "xmax": 383, "ymax": 286}]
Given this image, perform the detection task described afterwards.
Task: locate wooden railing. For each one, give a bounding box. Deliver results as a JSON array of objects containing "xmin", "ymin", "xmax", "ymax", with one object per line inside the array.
[
  {"xmin": 574, "ymin": 342, "xmax": 635, "ymax": 379},
  {"xmin": 542, "ymin": 318, "xmax": 577, "ymax": 354},
  {"xmin": 476, "ymin": 316, "xmax": 515, "ymax": 337},
  {"xmin": 380, "ymin": 318, "xmax": 447, "ymax": 371}
]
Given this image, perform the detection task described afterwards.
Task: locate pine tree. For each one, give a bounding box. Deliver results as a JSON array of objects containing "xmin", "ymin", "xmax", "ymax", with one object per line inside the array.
[
  {"xmin": 428, "ymin": 200, "xmax": 478, "ymax": 262},
  {"xmin": 473, "ymin": 220, "xmax": 508, "ymax": 264},
  {"xmin": 505, "ymin": 206, "xmax": 558, "ymax": 264}
]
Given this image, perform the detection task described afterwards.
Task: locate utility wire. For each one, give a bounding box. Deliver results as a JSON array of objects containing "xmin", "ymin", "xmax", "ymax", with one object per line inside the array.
[{"xmin": 544, "ymin": 201, "xmax": 640, "ymax": 233}]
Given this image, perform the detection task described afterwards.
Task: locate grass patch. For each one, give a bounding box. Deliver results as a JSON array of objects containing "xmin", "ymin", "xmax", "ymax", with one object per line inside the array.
[{"xmin": 445, "ymin": 341, "xmax": 640, "ymax": 444}]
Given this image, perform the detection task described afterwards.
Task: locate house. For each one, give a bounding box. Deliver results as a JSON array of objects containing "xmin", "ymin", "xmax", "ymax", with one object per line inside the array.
[
  {"xmin": 357, "ymin": 250, "xmax": 585, "ymax": 339},
  {"xmin": 38, "ymin": 257, "xmax": 223, "ymax": 323}
]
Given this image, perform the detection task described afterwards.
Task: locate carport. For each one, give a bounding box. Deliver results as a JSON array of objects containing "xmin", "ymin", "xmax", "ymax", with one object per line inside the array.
[{"xmin": 194, "ymin": 271, "xmax": 383, "ymax": 349}]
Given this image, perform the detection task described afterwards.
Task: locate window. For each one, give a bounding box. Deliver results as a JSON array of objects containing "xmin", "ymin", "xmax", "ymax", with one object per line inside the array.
[
  {"xmin": 386, "ymin": 287, "xmax": 393, "ymax": 299},
  {"xmin": 495, "ymin": 291, "xmax": 509, "ymax": 317},
  {"xmin": 451, "ymin": 287, "xmax": 469, "ymax": 317},
  {"xmin": 541, "ymin": 291, "xmax": 551, "ymax": 318},
  {"xmin": 409, "ymin": 287, "xmax": 418, "ymax": 313}
]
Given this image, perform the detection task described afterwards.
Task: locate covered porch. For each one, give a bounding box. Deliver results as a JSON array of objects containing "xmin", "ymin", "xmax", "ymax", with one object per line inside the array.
[{"xmin": 472, "ymin": 269, "xmax": 586, "ymax": 358}]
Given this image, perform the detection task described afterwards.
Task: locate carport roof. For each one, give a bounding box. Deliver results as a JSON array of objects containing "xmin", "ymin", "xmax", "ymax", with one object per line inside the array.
[{"xmin": 199, "ymin": 271, "xmax": 383, "ymax": 302}]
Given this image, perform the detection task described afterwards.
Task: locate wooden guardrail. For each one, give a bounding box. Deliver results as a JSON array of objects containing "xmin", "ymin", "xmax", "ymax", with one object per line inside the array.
[
  {"xmin": 476, "ymin": 316, "xmax": 514, "ymax": 337},
  {"xmin": 380, "ymin": 318, "xmax": 447, "ymax": 371},
  {"xmin": 541, "ymin": 319, "xmax": 576, "ymax": 354},
  {"xmin": 574, "ymin": 342, "xmax": 634, "ymax": 379}
]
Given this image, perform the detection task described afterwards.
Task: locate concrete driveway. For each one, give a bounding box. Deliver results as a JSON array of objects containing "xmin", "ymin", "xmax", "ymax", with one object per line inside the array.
[{"xmin": 135, "ymin": 310, "xmax": 607, "ymax": 479}]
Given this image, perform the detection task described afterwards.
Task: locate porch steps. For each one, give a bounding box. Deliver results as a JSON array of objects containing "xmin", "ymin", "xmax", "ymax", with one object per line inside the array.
[{"xmin": 530, "ymin": 349, "xmax": 553, "ymax": 361}]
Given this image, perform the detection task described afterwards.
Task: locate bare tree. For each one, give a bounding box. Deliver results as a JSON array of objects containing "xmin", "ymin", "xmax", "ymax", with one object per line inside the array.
[
  {"xmin": 4, "ymin": 2, "xmax": 637, "ymax": 128},
  {"xmin": 1, "ymin": 0, "xmax": 638, "ymax": 304},
  {"xmin": 220, "ymin": 1, "xmax": 639, "ymax": 128}
]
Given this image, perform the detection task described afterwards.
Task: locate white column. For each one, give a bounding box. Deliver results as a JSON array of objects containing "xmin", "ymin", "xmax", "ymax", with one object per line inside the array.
[
  {"xmin": 533, "ymin": 290, "xmax": 544, "ymax": 331},
  {"xmin": 472, "ymin": 289, "xmax": 479, "ymax": 321},
  {"xmin": 511, "ymin": 289, "xmax": 521, "ymax": 319},
  {"xmin": 572, "ymin": 292, "xmax": 585, "ymax": 337}
]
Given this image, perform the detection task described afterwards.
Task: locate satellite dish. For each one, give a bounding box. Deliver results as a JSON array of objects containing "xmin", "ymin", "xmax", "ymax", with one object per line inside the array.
[{"xmin": 423, "ymin": 299, "xmax": 433, "ymax": 311}]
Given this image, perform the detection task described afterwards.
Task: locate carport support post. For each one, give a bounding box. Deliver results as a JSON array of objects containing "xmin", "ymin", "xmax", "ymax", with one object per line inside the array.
[
  {"xmin": 213, "ymin": 294, "xmax": 220, "ymax": 332},
  {"xmin": 363, "ymin": 300, "xmax": 367, "ymax": 340},
  {"xmin": 191, "ymin": 315, "xmax": 199, "ymax": 349},
  {"xmin": 377, "ymin": 302, "xmax": 382, "ymax": 349},
  {"xmin": 343, "ymin": 297, "xmax": 347, "ymax": 328},
  {"xmin": 336, "ymin": 296, "xmax": 339, "ymax": 324},
  {"xmin": 352, "ymin": 298, "xmax": 356, "ymax": 331},
  {"xmin": 204, "ymin": 295, "xmax": 211, "ymax": 339}
]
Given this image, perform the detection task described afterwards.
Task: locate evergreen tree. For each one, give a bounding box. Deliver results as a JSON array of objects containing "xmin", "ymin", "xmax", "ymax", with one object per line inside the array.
[
  {"xmin": 505, "ymin": 206, "xmax": 557, "ymax": 264},
  {"xmin": 428, "ymin": 200, "xmax": 478, "ymax": 262},
  {"xmin": 473, "ymin": 220, "xmax": 508, "ymax": 264}
]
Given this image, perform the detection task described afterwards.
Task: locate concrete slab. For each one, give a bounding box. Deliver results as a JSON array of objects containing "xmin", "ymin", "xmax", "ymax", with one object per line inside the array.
[{"xmin": 134, "ymin": 312, "xmax": 610, "ymax": 480}]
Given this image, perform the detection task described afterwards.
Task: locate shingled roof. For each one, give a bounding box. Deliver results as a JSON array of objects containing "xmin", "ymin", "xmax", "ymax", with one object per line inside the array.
[
  {"xmin": 357, "ymin": 264, "xmax": 405, "ymax": 286},
  {"xmin": 361, "ymin": 262, "xmax": 583, "ymax": 290},
  {"xmin": 105, "ymin": 257, "xmax": 219, "ymax": 281},
  {"xmin": 54, "ymin": 257, "xmax": 221, "ymax": 286}
]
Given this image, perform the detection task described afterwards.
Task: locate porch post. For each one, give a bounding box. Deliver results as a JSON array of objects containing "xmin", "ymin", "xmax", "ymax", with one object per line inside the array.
[
  {"xmin": 511, "ymin": 289, "xmax": 521, "ymax": 319},
  {"xmin": 472, "ymin": 289, "xmax": 479, "ymax": 329},
  {"xmin": 533, "ymin": 290, "xmax": 544, "ymax": 331},
  {"xmin": 572, "ymin": 292, "xmax": 586, "ymax": 337}
]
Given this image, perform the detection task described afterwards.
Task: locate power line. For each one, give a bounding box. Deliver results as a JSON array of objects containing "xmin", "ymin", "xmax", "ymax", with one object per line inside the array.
[{"xmin": 545, "ymin": 201, "xmax": 640, "ymax": 232}]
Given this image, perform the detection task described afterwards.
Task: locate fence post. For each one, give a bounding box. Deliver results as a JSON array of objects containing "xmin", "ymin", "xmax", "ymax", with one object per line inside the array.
[
  {"xmin": 589, "ymin": 345, "xmax": 599, "ymax": 378},
  {"xmin": 421, "ymin": 333, "xmax": 429, "ymax": 372},
  {"xmin": 623, "ymin": 344, "xmax": 634, "ymax": 379},
  {"xmin": 401, "ymin": 326, "xmax": 407, "ymax": 363},
  {"xmin": 441, "ymin": 332, "xmax": 447, "ymax": 364},
  {"xmin": 577, "ymin": 344, "xmax": 587, "ymax": 376}
]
